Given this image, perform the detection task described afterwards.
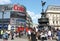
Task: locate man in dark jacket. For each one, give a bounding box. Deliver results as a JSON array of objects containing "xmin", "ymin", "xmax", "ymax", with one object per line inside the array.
[
  {"xmin": 11, "ymin": 30, "xmax": 14, "ymax": 40},
  {"xmin": 31, "ymin": 29, "xmax": 37, "ymax": 41},
  {"xmin": 57, "ymin": 29, "xmax": 60, "ymax": 41}
]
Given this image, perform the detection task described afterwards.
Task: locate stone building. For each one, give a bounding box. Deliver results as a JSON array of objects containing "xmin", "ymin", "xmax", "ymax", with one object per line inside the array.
[{"xmin": 46, "ymin": 5, "xmax": 60, "ymax": 30}]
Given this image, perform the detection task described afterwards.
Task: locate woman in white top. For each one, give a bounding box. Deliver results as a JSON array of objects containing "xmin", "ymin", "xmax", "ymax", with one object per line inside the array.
[{"xmin": 48, "ymin": 30, "xmax": 52, "ymax": 40}]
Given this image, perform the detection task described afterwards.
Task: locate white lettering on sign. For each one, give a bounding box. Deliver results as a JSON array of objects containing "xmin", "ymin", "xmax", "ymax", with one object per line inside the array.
[
  {"xmin": 13, "ymin": 4, "xmax": 24, "ymax": 12},
  {"xmin": 13, "ymin": 5, "xmax": 18, "ymax": 10}
]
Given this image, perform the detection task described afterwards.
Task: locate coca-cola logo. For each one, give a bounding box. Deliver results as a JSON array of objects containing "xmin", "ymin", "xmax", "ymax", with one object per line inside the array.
[{"xmin": 13, "ymin": 4, "xmax": 24, "ymax": 12}]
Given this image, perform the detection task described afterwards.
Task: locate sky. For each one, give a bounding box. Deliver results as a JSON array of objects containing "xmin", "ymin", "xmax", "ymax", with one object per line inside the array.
[{"xmin": 0, "ymin": 0, "xmax": 60, "ymax": 24}]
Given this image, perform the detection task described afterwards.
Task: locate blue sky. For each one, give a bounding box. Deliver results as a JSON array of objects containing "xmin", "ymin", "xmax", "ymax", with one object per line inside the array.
[{"xmin": 0, "ymin": 0, "xmax": 60, "ymax": 24}]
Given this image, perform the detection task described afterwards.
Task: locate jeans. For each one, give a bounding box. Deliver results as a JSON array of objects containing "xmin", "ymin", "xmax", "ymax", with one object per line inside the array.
[{"xmin": 57, "ymin": 36, "xmax": 60, "ymax": 41}]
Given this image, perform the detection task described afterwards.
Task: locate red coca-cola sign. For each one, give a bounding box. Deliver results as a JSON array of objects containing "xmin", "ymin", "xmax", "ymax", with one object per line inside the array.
[{"xmin": 13, "ymin": 4, "xmax": 24, "ymax": 12}]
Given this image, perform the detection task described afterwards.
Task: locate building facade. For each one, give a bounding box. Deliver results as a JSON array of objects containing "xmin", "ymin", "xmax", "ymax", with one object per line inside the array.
[
  {"xmin": 0, "ymin": 18, "xmax": 10, "ymax": 30},
  {"xmin": 26, "ymin": 13, "xmax": 33, "ymax": 28},
  {"xmin": 0, "ymin": 4, "xmax": 33, "ymax": 30},
  {"xmin": 46, "ymin": 5, "xmax": 60, "ymax": 30}
]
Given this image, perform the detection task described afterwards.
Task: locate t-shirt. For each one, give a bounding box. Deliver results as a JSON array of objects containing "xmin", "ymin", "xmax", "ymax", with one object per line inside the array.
[
  {"xmin": 28, "ymin": 30, "xmax": 31, "ymax": 35},
  {"xmin": 36, "ymin": 28, "xmax": 38, "ymax": 32},
  {"xmin": 48, "ymin": 31, "xmax": 51, "ymax": 36}
]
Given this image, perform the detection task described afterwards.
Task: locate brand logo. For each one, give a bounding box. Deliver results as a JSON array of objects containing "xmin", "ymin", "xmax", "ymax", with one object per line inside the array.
[{"xmin": 13, "ymin": 4, "xmax": 24, "ymax": 12}]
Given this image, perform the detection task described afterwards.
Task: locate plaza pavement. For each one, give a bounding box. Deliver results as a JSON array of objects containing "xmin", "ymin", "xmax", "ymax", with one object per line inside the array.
[
  {"xmin": 0, "ymin": 34, "xmax": 56, "ymax": 41},
  {"xmin": 0, "ymin": 37, "xmax": 56, "ymax": 41}
]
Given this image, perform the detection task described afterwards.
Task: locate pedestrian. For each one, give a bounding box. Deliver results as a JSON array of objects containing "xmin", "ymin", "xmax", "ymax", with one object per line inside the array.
[
  {"xmin": 31, "ymin": 29, "xmax": 37, "ymax": 41},
  {"xmin": 27, "ymin": 28, "xmax": 31, "ymax": 41},
  {"xmin": 15, "ymin": 28, "xmax": 18, "ymax": 37},
  {"xmin": 44, "ymin": 31, "xmax": 48, "ymax": 40},
  {"xmin": 36, "ymin": 31, "xmax": 40, "ymax": 40},
  {"xmin": 2, "ymin": 31, "xmax": 8, "ymax": 41},
  {"xmin": 18, "ymin": 26, "xmax": 22, "ymax": 38},
  {"xmin": 0, "ymin": 30, "xmax": 3, "ymax": 39},
  {"xmin": 40, "ymin": 31, "xmax": 45, "ymax": 41},
  {"xmin": 48, "ymin": 30, "xmax": 52, "ymax": 40},
  {"xmin": 35, "ymin": 27, "xmax": 38, "ymax": 33},
  {"xmin": 6, "ymin": 30, "xmax": 10, "ymax": 38},
  {"xmin": 56, "ymin": 29, "xmax": 60, "ymax": 41},
  {"xmin": 10, "ymin": 30, "xmax": 14, "ymax": 40}
]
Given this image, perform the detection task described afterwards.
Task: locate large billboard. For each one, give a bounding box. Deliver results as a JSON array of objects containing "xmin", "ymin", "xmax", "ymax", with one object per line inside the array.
[
  {"xmin": 13, "ymin": 4, "xmax": 25, "ymax": 12},
  {"xmin": 10, "ymin": 11, "xmax": 26, "ymax": 19},
  {"xmin": 10, "ymin": 18, "xmax": 26, "ymax": 27},
  {"xmin": 0, "ymin": 4, "xmax": 26, "ymax": 12},
  {"xmin": 0, "ymin": 4, "xmax": 12, "ymax": 12},
  {"xmin": 0, "ymin": 24, "xmax": 8, "ymax": 30}
]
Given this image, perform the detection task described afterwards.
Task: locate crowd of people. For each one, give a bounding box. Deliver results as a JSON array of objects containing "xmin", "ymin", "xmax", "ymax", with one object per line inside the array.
[
  {"xmin": 27, "ymin": 27, "xmax": 60, "ymax": 41},
  {"xmin": 1, "ymin": 30, "xmax": 14, "ymax": 41},
  {"xmin": 0, "ymin": 27, "xmax": 60, "ymax": 41}
]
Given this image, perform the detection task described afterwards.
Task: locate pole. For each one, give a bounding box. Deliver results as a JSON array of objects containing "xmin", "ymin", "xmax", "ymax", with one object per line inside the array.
[{"xmin": 2, "ymin": 11, "xmax": 4, "ymax": 32}]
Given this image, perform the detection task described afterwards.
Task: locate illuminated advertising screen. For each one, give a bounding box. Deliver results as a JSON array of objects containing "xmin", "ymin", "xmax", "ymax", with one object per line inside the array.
[
  {"xmin": 10, "ymin": 18, "xmax": 26, "ymax": 27},
  {"xmin": 0, "ymin": 4, "xmax": 26, "ymax": 12},
  {"xmin": 10, "ymin": 11, "xmax": 26, "ymax": 19},
  {"xmin": 13, "ymin": 4, "xmax": 25, "ymax": 12},
  {"xmin": 0, "ymin": 5, "xmax": 12, "ymax": 12},
  {"xmin": 16, "ymin": 18, "xmax": 26, "ymax": 25}
]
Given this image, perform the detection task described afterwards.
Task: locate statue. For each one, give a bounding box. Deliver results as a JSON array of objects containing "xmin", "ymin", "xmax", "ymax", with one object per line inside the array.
[
  {"xmin": 41, "ymin": 0, "xmax": 46, "ymax": 12},
  {"xmin": 38, "ymin": 0, "xmax": 49, "ymax": 32},
  {"xmin": 41, "ymin": 0, "xmax": 46, "ymax": 18}
]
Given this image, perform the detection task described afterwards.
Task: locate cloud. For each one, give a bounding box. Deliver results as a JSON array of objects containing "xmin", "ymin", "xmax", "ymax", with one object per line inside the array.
[
  {"xmin": 27, "ymin": 11, "xmax": 41, "ymax": 24},
  {"xmin": 0, "ymin": 0, "xmax": 11, "ymax": 4}
]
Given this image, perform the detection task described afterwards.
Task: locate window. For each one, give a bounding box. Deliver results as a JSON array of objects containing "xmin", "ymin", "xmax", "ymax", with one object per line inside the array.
[
  {"xmin": 54, "ymin": 14, "xmax": 56, "ymax": 17},
  {"xmin": 56, "ymin": 21, "xmax": 58, "ymax": 25},
  {"xmin": 53, "ymin": 21, "xmax": 54, "ymax": 24}
]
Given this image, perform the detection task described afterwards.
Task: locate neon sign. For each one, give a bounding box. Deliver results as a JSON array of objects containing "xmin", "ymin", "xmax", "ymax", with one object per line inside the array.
[{"xmin": 13, "ymin": 4, "xmax": 24, "ymax": 12}]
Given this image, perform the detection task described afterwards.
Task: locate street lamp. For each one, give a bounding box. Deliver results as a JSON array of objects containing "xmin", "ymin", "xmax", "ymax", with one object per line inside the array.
[{"xmin": 2, "ymin": 8, "xmax": 5, "ymax": 32}]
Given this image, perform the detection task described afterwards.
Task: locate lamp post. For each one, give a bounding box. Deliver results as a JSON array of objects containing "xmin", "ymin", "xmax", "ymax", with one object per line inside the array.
[{"xmin": 2, "ymin": 8, "xmax": 5, "ymax": 32}]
